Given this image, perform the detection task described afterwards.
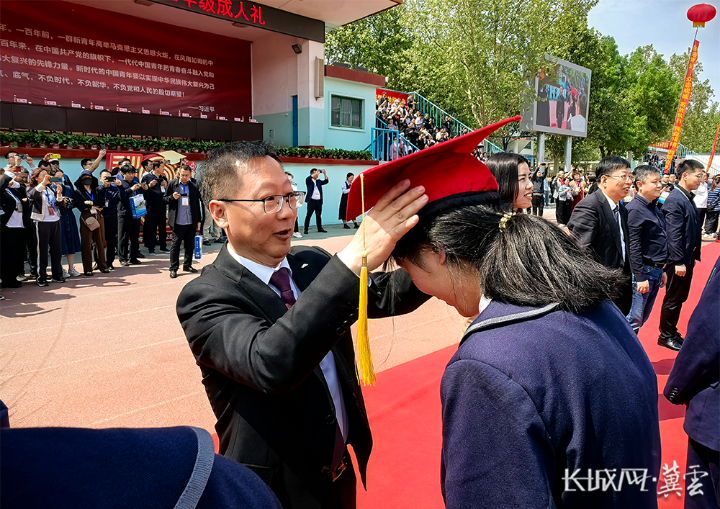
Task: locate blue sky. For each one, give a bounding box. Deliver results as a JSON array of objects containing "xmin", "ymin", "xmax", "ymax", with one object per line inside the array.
[{"xmin": 588, "ymin": 0, "xmax": 719, "ymax": 101}]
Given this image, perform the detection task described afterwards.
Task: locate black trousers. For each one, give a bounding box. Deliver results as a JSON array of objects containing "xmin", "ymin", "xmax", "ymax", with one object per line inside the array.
[
  {"xmin": 170, "ymin": 223, "xmax": 195, "ymax": 271},
  {"xmin": 103, "ymin": 214, "xmax": 118, "ymax": 266},
  {"xmin": 144, "ymin": 205, "xmax": 167, "ymax": 251},
  {"xmin": 685, "ymin": 437, "xmax": 720, "ymax": 509},
  {"xmin": 1, "ymin": 226, "xmax": 24, "ymax": 288},
  {"xmin": 36, "ymin": 220, "xmax": 63, "ymax": 282},
  {"xmin": 697, "ymin": 208, "xmax": 707, "ymax": 234},
  {"xmin": 79, "ymin": 212, "xmax": 106, "ymax": 273},
  {"xmin": 320, "ymin": 454, "xmax": 357, "ymax": 509},
  {"xmin": 304, "ymin": 199, "xmax": 323, "ymax": 232},
  {"xmin": 659, "ymin": 261, "xmax": 695, "ymax": 339},
  {"xmin": 555, "ymin": 199, "xmax": 572, "ymax": 225},
  {"xmin": 118, "ymin": 214, "xmax": 141, "ymax": 262},
  {"xmin": 22, "ymin": 221, "xmax": 37, "ymax": 276},
  {"xmin": 531, "ymin": 194, "xmax": 544, "ymax": 216},
  {"xmin": 705, "ymin": 210, "xmax": 719, "ymax": 235}
]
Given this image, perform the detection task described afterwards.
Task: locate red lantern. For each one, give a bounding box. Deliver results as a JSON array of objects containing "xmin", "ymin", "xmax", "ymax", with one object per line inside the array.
[{"xmin": 687, "ymin": 3, "xmax": 716, "ymax": 28}]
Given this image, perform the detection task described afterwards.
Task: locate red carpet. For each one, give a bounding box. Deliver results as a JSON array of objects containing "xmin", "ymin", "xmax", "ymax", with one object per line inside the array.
[{"xmin": 355, "ymin": 241, "xmax": 720, "ymax": 509}]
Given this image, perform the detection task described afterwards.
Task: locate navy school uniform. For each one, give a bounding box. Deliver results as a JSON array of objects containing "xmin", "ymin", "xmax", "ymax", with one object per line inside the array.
[
  {"xmin": 441, "ymin": 300, "xmax": 661, "ymax": 508},
  {"xmin": 664, "ymin": 256, "xmax": 720, "ymax": 508},
  {"xmin": 1, "ymin": 425, "xmax": 282, "ymax": 509}
]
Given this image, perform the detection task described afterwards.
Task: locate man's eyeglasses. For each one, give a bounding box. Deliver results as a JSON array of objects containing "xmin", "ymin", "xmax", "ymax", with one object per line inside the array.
[
  {"xmin": 606, "ymin": 174, "xmax": 634, "ymax": 182},
  {"xmin": 218, "ymin": 192, "xmax": 301, "ymax": 214}
]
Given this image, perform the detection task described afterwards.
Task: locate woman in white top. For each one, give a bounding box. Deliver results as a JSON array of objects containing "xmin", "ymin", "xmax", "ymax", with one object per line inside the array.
[
  {"xmin": 26, "ymin": 166, "xmax": 65, "ymax": 286},
  {"xmin": 339, "ymin": 173, "xmax": 359, "ymax": 229}
]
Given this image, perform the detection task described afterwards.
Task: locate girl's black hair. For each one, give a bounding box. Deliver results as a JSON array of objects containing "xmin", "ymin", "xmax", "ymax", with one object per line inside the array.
[
  {"xmin": 391, "ymin": 204, "xmax": 624, "ymax": 313},
  {"xmin": 485, "ymin": 152, "xmax": 530, "ymax": 206}
]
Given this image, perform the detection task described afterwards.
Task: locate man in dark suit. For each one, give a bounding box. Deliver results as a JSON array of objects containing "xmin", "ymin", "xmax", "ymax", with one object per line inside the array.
[
  {"xmin": 164, "ymin": 165, "xmax": 202, "ymax": 279},
  {"xmin": 664, "ymin": 255, "xmax": 719, "ymax": 508},
  {"xmin": 141, "ymin": 159, "xmax": 170, "ymax": 255},
  {"xmin": 176, "ymin": 142, "xmax": 429, "ymax": 509},
  {"xmin": 304, "ymin": 168, "xmax": 329, "ymax": 235},
  {"xmin": 567, "ymin": 156, "xmax": 633, "ymax": 314},
  {"xmin": 115, "ymin": 164, "xmax": 147, "ymax": 266},
  {"xmin": 658, "ymin": 159, "xmax": 704, "ymax": 350}
]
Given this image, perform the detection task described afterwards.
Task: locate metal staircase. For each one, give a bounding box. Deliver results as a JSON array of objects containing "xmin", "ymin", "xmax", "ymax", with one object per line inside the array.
[{"xmin": 369, "ymin": 89, "xmax": 504, "ymax": 161}]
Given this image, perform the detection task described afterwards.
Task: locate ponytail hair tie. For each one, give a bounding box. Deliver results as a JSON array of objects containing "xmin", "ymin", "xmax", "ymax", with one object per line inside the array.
[{"xmin": 499, "ymin": 213, "xmax": 513, "ymax": 230}]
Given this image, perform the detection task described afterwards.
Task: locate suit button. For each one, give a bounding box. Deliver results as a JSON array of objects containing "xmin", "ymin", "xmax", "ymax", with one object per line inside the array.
[
  {"xmin": 336, "ymin": 327, "xmax": 346, "ymax": 335},
  {"xmin": 325, "ymin": 414, "xmax": 336, "ymax": 424},
  {"xmin": 321, "ymin": 466, "xmax": 331, "ymax": 474}
]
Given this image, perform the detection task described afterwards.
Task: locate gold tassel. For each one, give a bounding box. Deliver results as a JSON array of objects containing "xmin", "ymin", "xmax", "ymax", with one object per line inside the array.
[{"xmin": 356, "ymin": 173, "xmax": 376, "ymax": 386}]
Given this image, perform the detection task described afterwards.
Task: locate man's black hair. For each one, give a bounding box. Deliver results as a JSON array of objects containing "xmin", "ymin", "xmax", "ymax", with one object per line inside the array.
[
  {"xmin": 677, "ymin": 159, "xmax": 704, "ymax": 178},
  {"xmin": 152, "ymin": 160, "xmax": 163, "ymax": 170},
  {"xmin": 141, "ymin": 159, "xmax": 152, "ymax": 169},
  {"xmin": 81, "ymin": 158, "xmax": 93, "ymax": 167},
  {"xmin": 485, "ymin": 152, "xmax": 530, "ymax": 206},
  {"xmin": 38, "ymin": 160, "xmax": 51, "ymax": 169},
  {"xmin": 346, "ymin": 173, "xmax": 354, "ymax": 179},
  {"xmin": 4, "ymin": 150, "xmax": 18, "ymax": 160},
  {"xmin": 120, "ymin": 164, "xmax": 136, "ymax": 174},
  {"xmin": 595, "ymin": 156, "xmax": 631, "ymax": 180},
  {"xmin": 310, "ymin": 168, "xmax": 319, "ymax": 175}
]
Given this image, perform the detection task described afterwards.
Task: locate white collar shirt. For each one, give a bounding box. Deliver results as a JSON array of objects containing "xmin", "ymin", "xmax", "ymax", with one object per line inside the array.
[
  {"xmin": 226, "ymin": 244, "xmax": 349, "ymax": 441},
  {"xmin": 601, "ymin": 189, "xmax": 625, "ymax": 262}
]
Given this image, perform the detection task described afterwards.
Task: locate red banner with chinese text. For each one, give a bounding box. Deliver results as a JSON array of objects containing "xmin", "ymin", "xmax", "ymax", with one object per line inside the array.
[
  {"xmin": 0, "ymin": 1, "xmax": 251, "ymax": 120},
  {"xmin": 707, "ymin": 121, "xmax": 720, "ymax": 173},
  {"xmin": 665, "ymin": 40, "xmax": 700, "ymax": 173},
  {"xmin": 376, "ymin": 89, "xmax": 409, "ymax": 107}
]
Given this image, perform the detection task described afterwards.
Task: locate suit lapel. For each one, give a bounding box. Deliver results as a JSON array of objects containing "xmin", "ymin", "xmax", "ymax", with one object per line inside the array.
[{"xmin": 597, "ymin": 191, "xmax": 623, "ymax": 256}]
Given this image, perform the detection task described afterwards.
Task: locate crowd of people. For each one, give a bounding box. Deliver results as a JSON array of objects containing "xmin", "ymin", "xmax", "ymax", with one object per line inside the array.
[
  {"xmin": 375, "ymin": 91, "xmax": 479, "ymax": 156},
  {"xmin": 0, "ymin": 150, "xmax": 210, "ymax": 295}
]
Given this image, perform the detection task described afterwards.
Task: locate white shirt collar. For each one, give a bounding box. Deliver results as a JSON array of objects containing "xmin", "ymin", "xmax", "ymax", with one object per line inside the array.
[
  {"xmin": 600, "ymin": 189, "xmax": 619, "ymax": 210},
  {"xmin": 478, "ymin": 295, "xmax": 492, "ymax": 315},
  {"xmin": 226, "ymin": 243, "xmax": 292, "ymax": 285}
]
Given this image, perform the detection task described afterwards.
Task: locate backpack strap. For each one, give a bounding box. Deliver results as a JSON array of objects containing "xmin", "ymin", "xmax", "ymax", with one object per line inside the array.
[{"xmin": 174, "ymin": 427, "xmax": 216, "ymax": 509}]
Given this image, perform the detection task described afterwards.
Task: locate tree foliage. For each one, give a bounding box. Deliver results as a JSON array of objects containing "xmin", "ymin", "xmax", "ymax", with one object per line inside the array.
[{"xmin": 325, "ymin": 1, "xmax": 718, "ymax": 161}]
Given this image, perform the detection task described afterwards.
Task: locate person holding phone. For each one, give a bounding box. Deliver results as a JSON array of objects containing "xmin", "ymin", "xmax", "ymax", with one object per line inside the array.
[
  {"xmin": 141, "ymin": 160, "xmax": 170, "ymax": 255},
  {"xmin": 95, "ymin": 170, "xmax": 121, "ymax": 270},
  {"xmin": 26, "ymin": 166, "xmax": 65, "ymax": 286},
  {"xmin": 116, "ymin": 165, "xmax": 145, "ymax": 266},
  {"xmin": 164, "ymin": 166, "xmax": 202, "ymax": 278},
  {"xmin": 52, "ymin": 168, "xmax": 82, "ymax": 278}
]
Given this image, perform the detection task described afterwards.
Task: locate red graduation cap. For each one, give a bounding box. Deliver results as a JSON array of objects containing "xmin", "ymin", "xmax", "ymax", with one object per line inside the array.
[{"xmin": 346, "ymin": 115, "xmax": 522, "ymax": 219}]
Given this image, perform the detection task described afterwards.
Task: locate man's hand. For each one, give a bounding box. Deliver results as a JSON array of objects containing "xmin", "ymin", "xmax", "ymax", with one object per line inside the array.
[
  {"xmin": 24, "ymin": 155, "xmax": 33, "ymax": 166},
  {"xmin": 149, "ymin": 180, "xmax": 157, "ymax": 188},
  {"xmin": 660, "ymin": 272, "xmax": 668, "ymax": 288},
  {"xmin": 84, "ymin": 200, "xmax": 93, "ymax": 206},
  {"xmin": 675, "ymin": 264, "xmax": 686, "ymax": 277},
  {"xmin": 173, "ymin": 192, "xmax": 181, "ymax": 200},
  {"xmin": 197, "ymin": 222, "xmax": 201, "ymax": 231},
  {"xmin": 103, "ymin": 180, "xmax": 111, "ymax": 188},
  {"xmin": 637, "ymin": 280, "xmax": 650, "ymax": 294},
  {"xmin": 98, "ymin": 149, "xmax": 107, "ymax": 158},
  {"xmin": 338, "ymin": 179, "xmax": 428, "ymax": 274},
  {"xmin": 131, "ymin": 184, "xmax": 141, "ymax": 191},
  {"xmin": 114, "ymin": 177, "xmax": 123, "ymax": 187},
  {"xmin": 141, "ymin": 183, "xmax": 148, "ymax": 190},
  {"xmin": 43, "ymin": 153, "xmax": 53, "ymax": 162}
]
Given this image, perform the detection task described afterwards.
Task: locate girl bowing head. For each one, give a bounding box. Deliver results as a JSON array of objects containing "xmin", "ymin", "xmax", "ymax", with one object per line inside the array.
[{"xmin": 346, "ymin": 117, "xmax": 661, "ymax": 509}]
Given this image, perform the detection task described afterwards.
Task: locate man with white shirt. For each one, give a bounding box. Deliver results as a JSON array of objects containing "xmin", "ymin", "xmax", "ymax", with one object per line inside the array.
[
  {"xmin": 568, "ymin": 156, "xmax": 634, "ymax": 314},
  {"xmin": 304, "ymin": 168, "xmax": 328, "ymax": 235},
  {"xmin": 3, "ymin": 150, "xmax": 36, "ymax": 174},
  {"xmin": 176, "ymin": 141, "xmax": 429, "ymax": 508}
]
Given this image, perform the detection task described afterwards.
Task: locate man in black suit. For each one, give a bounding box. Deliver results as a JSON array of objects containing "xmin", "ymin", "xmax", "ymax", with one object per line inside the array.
[
  {"xmin": 115, "ymin": 165, "xmax": 148, "ymax": 266},
  {"xmin": 304, "ymin": 168, "xmax": 329, "ymax": 234},
  {"xmin": 664, "ymin": 255, "xmax": 719, "ymax": 508},
  {"xmin": 657, "ymin": 159, "xmax": 704, "ymax": 350},
  {"xmin": 176, "ymin": 141, "xmax": 429, "ymax": 509},
  {"xmin": 141, "ymin": 160, "xmax": 170, "ymax": 255},
  {"xmin": 164, "ymin": 166, "xmax": 202, "ymax": 279},
  {"xmin": 567, "ymin": 156, "xmax": 633, "ymax": 315}
]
